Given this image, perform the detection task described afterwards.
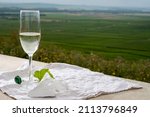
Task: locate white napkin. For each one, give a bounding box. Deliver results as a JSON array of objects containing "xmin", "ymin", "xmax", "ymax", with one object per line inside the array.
[{"xmin": 0, "ymin": 63, "xmax": 142, "ymax": 100}]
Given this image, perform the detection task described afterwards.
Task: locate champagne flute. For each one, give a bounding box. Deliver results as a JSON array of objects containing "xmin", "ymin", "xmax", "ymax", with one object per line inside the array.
[{"xmin": 19, "ymin": 10, "xmax": 41, "ymax": 81}]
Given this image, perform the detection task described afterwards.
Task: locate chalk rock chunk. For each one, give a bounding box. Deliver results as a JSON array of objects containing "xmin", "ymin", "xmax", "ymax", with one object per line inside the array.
[{"xmin": 28, "ymin": 78, "xmax": 56, "ymax": 98}]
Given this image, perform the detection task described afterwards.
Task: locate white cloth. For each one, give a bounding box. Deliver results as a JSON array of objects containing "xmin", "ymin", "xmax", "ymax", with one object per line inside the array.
[{"xmin": 0, "ymin": 63, "xmax": 142, "ymax": 100}]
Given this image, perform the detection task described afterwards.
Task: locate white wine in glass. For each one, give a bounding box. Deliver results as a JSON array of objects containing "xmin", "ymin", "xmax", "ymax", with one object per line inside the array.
[{"xmin": 19, "ymin": 10, "xmax": 41, "ymax": 81}]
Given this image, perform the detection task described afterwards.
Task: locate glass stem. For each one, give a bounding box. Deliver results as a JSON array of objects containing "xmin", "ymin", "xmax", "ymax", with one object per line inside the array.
[{"xmin": 29, "ymin": 55, "xmax": 33, "ymax": 81}]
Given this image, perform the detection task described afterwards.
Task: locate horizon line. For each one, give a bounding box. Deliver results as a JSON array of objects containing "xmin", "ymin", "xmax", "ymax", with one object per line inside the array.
[{"xmin": 0, "ymin": 2, "xmax": 149, "ymax": 9}]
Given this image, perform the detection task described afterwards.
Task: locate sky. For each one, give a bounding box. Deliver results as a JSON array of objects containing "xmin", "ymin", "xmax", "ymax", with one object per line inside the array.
[{"xmin": 0, "ymin": 0, "xmax": 150, "ymax": 8}]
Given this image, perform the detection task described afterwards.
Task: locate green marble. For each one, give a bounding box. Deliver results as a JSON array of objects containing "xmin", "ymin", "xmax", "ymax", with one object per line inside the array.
[{"xmin": 14, "ymin": 76, "xmax": 22, "ymax": 84}]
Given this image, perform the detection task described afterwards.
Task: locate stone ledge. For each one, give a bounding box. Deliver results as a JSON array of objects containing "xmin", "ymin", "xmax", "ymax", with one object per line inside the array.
[{"xmin": 0, "ymin": 54, "xmax": 150, "ymax": 100}]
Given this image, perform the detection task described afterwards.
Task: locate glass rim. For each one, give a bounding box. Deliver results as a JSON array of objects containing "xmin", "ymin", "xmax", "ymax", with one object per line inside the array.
[{"xmin": 20, "ymin": 10, "xmax": 40, "ymax": 13}]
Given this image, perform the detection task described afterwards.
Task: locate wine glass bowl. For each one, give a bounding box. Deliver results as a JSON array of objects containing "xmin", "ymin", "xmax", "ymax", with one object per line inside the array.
[
  {"xmin": 19, "ymin": 10, "xmax": 41, "ymax": 81},
  {"xmin": 20, "ymin": 32, "xmax": 40, "ymax": 56}
]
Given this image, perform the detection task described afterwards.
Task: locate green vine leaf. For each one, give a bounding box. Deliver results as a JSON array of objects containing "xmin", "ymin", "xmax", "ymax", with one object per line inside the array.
[{"xmin": 34, "ymin": 68, "xmax": 54, "ymax": 81}]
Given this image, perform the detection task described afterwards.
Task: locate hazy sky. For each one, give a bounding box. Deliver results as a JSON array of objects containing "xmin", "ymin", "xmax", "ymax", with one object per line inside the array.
[{"xmin": 0, "ymin": 0, "xmax": 150, "ymax": 8}]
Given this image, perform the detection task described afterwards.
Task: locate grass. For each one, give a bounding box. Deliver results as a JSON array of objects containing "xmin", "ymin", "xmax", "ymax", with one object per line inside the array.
[
  {"xmin": 0, "ymin": 11, "xmax": 150, "ymax": 82},
  {"xmin": 0, "ymin": 12, "xmax": 150, "ymax": 60},
  {"xmin": 40, "ymin": 12, "xmax": 150, "ymax": 60}
]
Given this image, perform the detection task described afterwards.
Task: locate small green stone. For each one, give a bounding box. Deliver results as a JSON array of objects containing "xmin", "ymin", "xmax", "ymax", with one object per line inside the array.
[{"xmin": 14, "ymin": 76, "xmax": 22, "ymax": 84}]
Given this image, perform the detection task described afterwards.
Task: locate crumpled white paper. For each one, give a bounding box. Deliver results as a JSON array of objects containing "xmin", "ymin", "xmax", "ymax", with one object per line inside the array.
[{"xmin": 0, "ymin": 63, "xmax": 142, "ymax": 100}]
